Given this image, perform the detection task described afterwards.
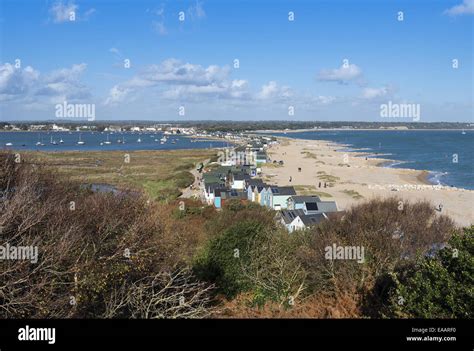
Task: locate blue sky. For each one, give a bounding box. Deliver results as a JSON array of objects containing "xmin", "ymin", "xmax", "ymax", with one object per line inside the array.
[{"xmin": 0, "ymin": 0, "xmax": 472, "ymax": 121}]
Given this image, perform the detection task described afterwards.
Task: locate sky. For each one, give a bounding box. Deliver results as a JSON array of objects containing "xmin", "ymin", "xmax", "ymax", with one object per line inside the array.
[{"xmin": 0, "ymin": 0, "xmax": 473, "ymax": 122}]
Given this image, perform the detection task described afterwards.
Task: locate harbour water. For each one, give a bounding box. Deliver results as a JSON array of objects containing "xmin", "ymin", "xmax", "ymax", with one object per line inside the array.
[{"xmin": 0, "ymin": 131, "xmax": 230, "ymax": 152}]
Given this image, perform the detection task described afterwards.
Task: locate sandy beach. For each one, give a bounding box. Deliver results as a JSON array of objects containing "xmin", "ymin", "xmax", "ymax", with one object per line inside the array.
[{"xmin": 261, "ymin": 137, "xmax": 474, "ymax": 227}]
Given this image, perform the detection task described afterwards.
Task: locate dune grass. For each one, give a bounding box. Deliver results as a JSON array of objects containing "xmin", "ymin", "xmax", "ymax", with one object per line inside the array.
[{"xmin": 342, "ymin": 189, "xmax": 364, "ymax": 199}]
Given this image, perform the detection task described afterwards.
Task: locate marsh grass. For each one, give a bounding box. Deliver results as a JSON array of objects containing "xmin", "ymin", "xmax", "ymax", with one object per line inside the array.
[{"xmin": 25, "ymin": 149, "xmax": 217, "ymax": 201}]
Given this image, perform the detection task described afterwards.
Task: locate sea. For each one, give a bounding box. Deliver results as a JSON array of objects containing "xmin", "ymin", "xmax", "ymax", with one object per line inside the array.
[
  {"xmin": 271, "ymin": 130, "xmax": 474, "ymax": 190},
  {"xmin": 0, "ymin": 131, "xmax": 230, "ymax": 152}
]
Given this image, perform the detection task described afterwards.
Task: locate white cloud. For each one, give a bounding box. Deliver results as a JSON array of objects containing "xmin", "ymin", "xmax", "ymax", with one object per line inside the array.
[
  {"xmin": 143, "ymin": 59, "xmax": 230, "ymax": 86},
  {"xmin": 49, "ymin": 1, "xmax": 95, "ymax": 23},
  {"xmin": 104, "ymin": 85, "xmax": 132, "ymax": 105},
  {"xmin": 313, "ymin": 95, "xmax": 336, "ymax": 105},
  {"xmin": 104, "ymin": 59, "xmax": 249, "ymax": 104},
  {"xmin": 36, "ymin": 64, "xmax": 90, "ymax": 101},
  {"xmin": 318, "ymin": 63, "xmax": 362, "ymax": 84},
  {"xmin": 0, "ymin": 63, "xmax": 39, "ymax": 100},
  {"xmin": 257, "ymin": 81, "xmax": 292, "ymax": 100},
  {"xmin": 49, "ymin": 1, "xmax": 78, "ymax": 23},
  {"xmin": 444, "ymin": 0, "xmax": 474, "ymax": 16},
  {"xmin": 0, "ymin": 62, "xmax": 90, "ymax": 104},
  {"xmin": 361, "ymin": 86, "xmax": 392, "ymax": 100}
]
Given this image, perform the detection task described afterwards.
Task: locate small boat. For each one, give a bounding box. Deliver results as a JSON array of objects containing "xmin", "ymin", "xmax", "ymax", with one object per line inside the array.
[
  {"xmin": 77, "ymin": 134, "xmax": 85, "ymax": 145},
  {"xmin": 462, "ymin": 129, "xmax": 466, "ymax": 135},
  {"xmin": 59, "ymin": 138, "xmax": 64, "ymax": 144},
  {"xmin": 5, "ymin": 142, "xmax": 12, "ymax": 146},
  {"xmin": 137, "ymin": 138, "xmax": 142, "ymax": 143},
  {"xmin": 160, "ymin": 136, "xmax": 167, "ymax": 143},
  {"xmin": 104, "ymin": 134, "xmax": 112, "ymax": 145},
  {"xmin": 36, "ymin": 134, "xmax": 45, "ymax": 146},
  {"xmin": 50, "ymin": 136, "xmax": 58, "ymax": 145},
  {"xmin": 154, "ymin": 139, "xmax": 159, "ymax": 142}
]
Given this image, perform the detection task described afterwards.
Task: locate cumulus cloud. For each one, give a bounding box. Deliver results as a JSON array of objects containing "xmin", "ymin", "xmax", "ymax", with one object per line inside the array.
[
  {"xmin": 444, "ymin": 0, "xmax": 474, "ymax": 16},
  {"xmin": 257, "ymin": 81, "xmax": 292, "ymax": 100},
  {"xmin": 49, "ymin": 1, "xmax": 95, "ymax": 23},
  {"xmin": 318, "ymin": 63, "xmax": 363, "ymax": 84},
  {"xmin": 0, "ymin": 62, "xmax": 90, "ymax": 104},
  {"xmin": 0, "ymin": 63, "xmax": 39, "ymax": 100},
  {"xmin": 104, "ymin": 59, "xmax": 249, "ymax": 105},
  {"xmin": 104, "ymin": 85, "xmax": 132, "ymax": 105},
  {"xmin": 144, "ymin": 59, "xmax": 230, "ymax": 86},
  {"xmin": 36, "ymin": 63, "xmax": 90, "ymax": 101}
]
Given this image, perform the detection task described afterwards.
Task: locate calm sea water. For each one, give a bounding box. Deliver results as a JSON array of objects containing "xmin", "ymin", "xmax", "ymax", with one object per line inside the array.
[
  {"xmin": 272, "ymin": 130, "xmax": 474, "ymax": 190},
  {"xmin": 0, "ymin": 131, "xmax": 229, "ymax": 152}
]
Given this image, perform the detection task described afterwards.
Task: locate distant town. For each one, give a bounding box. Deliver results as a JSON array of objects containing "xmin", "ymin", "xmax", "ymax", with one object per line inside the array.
[{"xmin": 1, "ymin": 120, "xmax": 473, "ymax": 134}]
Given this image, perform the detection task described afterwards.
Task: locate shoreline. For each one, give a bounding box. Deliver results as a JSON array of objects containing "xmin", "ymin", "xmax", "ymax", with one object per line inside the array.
[
  {"xmin": 262, "ymin": 136, "xmax": 473, "ymax": 227},
  {"xmin": 275, "ymin": 135, "xmax": 470, "ymax": 191},
  {"xmin": 276, "ymin": 136, "xmax": 446, "ymax": 188}
]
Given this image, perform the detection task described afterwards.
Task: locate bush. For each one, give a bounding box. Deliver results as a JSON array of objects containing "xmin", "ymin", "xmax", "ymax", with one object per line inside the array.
[
  {"xmin": 193, "ymin": 219, "xmax": 264, "ymax": 298},
  {"xmin": 297, "ymin": 198, "xmax": 455, "ymax": 295},
  {"xmin": 0, "ymin": 152, "xmax": 214, "ymax": 318},
  {"xmin": 385, "ymin": 227, "xmax": 473, "ymax": 318}
]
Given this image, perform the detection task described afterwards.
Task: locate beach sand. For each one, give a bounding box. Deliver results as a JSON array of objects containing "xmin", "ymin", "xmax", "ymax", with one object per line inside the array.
[{"xmin": 261, "ymin": 137, "xmax": 474, "ymax": 228}]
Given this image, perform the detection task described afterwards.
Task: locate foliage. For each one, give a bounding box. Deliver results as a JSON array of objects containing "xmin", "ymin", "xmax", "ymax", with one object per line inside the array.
[{"xmin": 386, "ymin": 228, "xmax": 473, "ymax": 318}]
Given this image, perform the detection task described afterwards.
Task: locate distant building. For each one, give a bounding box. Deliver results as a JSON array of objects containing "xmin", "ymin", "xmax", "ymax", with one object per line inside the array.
[
  {"xmin": 287, "ymin": 196, "xmax": 338, "ymax": 214},
  {"xmin": 287, "ymin": 195, "xmax": 321, "ymax": 210},
  {"xmin": 267, "ymin": 186, "xmax": 296, "ymax": 210},
  {"xmin": 278, "ymin": 210, "xmax": 327, "ymax": 233}
]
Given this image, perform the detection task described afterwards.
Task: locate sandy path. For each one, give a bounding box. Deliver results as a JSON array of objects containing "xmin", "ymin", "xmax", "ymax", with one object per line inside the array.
[
  {"xmin": 261, "ymin": 138, "xmax": 474, "ymax": 228},
  {"xmin": 180, "ymin": 159, "xmax": 209, "ymax": 200}
]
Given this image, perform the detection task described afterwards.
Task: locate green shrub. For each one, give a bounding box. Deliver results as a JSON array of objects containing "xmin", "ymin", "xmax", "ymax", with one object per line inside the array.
[
  {"xmin": 387, "ymin": 227, "xmax": 473, "ymax": 318},
  {"xmin": 193, "ymin": 220, "xmax": 266, "ymax": 298}
]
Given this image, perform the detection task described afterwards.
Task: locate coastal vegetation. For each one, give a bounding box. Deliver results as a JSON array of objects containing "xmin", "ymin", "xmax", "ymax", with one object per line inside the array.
[
  {"xmin": 23, "ymin": 149, "xmax": 216, "ymax": 201},
  {"xmin": 0, "ymin": 151, "xmax": 471, "ymax": 319},
  {"xmin": 342, "ymin": 189, "xmax": 364, "ymax": 199}
]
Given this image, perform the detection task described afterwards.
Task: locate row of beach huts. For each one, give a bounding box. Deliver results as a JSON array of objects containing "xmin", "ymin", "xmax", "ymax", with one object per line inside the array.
[{"xmin": 198, "ymin": 137, "xmax": 340, "ymax": 232}]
